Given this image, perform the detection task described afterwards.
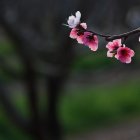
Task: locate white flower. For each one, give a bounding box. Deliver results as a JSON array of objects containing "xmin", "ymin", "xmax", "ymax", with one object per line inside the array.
[
  {"xmin": 139, "ymin": 36, "xmax": 140, "ymax": 42},
  {"xmin": 67, "ymin": 11, "xmax": 81, "ymax": 28}
]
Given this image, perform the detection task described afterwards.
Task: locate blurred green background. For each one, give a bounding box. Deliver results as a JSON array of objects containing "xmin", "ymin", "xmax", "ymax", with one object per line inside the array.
[{"xmin": 0, "ymin": 0, "xmax": 140, "ymax": 140}]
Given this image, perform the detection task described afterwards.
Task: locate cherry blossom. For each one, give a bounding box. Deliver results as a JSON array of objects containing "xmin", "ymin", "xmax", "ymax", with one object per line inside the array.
[
  {"xmin": 70, "ymin": 23, "xmax": 87, "ymax": 44},
  {"xmin": 115, "ymin": 46, "xmax": 135, "ymax": 64},
  {"xmin": 106, "ymin": 39, "xmax": 122, "ymax": 57},
  {"xmin": 67, "ymin": 11, "xmax": 81, "ymax": 28},
  {"xmin": 69, "ymin": 28, "xmax": 78, "ymax": 39},
  {"xmin": 65, "ymin": 11, "xmax": 140, "ymax": 64},
  {"xmin": 82, "ymin": 32, "xmax": 98, "ymax": 51}
]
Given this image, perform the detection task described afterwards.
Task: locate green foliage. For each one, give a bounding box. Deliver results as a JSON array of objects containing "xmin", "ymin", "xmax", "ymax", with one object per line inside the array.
[
  {"xmin": 0, "ymin": 42, "xmax": 140, "ymax": 138},
  {"xmin": 0, "ymin": 106, "xmax": 30, "ymax": 140},
  {"xmin": 60, "ymin": 79, "xmax": 140, "ymax": 134},
  {"xmin": 72, "ymin": 50, "xmax": 118, "ymax": 71},
  {"xmin": 0, "ymin": 41, "xmax": 24, "ymax": 82},
  {"xmin": 0, "ymin": 41, "xmax": 15, "ymax": 56}
]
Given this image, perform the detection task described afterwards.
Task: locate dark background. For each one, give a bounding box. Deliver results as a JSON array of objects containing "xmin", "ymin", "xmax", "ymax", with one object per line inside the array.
[{"xmin": 0, "ymin": 0, "xmax": 140, "ymax": 140}]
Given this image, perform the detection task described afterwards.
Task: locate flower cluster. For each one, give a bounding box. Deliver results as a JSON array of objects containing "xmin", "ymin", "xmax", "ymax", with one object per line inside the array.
[
  {"xmin": 66, "ymin": 11, "xmax": 136, "ymax": 64},
  {"xmin": 68, "ymin": 11, "xmax": 98, "ymax": 52},
  {"xmin": 106, "ymin": 39, "xmax": 134, "ymax": 63}
]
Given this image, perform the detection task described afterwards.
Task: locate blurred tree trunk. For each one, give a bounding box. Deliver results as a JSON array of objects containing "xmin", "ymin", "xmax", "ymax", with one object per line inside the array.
[
  {"xmin": 0, "ymin": 0, "xmax": 75, "ymax": 140},
  {"xmin": 46, "ymin": 76, "xmax": 63, "ymax": 140}
]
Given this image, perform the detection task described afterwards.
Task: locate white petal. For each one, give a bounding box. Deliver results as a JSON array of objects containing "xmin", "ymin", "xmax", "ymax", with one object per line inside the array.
[
  {"xmin": 75, "ymin": 11, "xmax": 81, "ymax": 24},
  {"xmin": 68, "ymin": 15, "xmax": 75, "ymax": 20},
  {"xmin": 67, "ymin": 16, "xmax": 75, "ymax": 24},
  {"xmin": 139, "ymin": 36, "xmax": 140, "ymax": 42},
  {"xmin": 67, "ymin": 11, "xmax": 81, "ymax": 28},
  {"xmin": 76, "ymin": 11, "xmax": 81, "ymax": 19},
  {"xmin": 67, "ymin": 16, "xmax": 76, "ymax": 28},
  {"xmin": 74, "ymin": 18, "xmax": 80, "ymax": 26},
  {"xmin": 68, "ymin": 19, "xmax": 74, "ymax": 25}
]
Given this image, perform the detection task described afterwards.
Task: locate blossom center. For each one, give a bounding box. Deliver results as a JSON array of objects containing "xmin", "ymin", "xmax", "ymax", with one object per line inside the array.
[
  {"xmin": 120, "ymin": 49, "xmax": 128, "ymax": 56},
  {"xmin": 86, "ymin": 35, "xmax": 94, "ymax": 41},
  {"xmin": 77, "ymin": 29, "xmax": 84, "ymax": 36},
  {"xmin": 76, "ymin": 25, "xmax": 86, "ymax": 36},
  {"xmin": 110, "ymin": 45, "xmax": 119, "ymax": 55},
  {"xmin": 113, "ymin": 45, "xmax": 119, "ymax": 50}
]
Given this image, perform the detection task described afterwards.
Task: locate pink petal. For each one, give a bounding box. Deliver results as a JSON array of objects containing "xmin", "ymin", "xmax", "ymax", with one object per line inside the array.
[
  {"xmin": 80, "ymin": 23, "xmax": 87, "ymax": 29},
  {"xmin": 130, "ymin": 49, "xmax": 135, "ymax": 57},
  {"xmin": 125, "ymin": 58, "xmax": 132, "ymax": 64},
  {"xmin": 106, "ymin": 39, "xmax": 122, "ymax": 51},
  {"xmin": 70, "ymin": 28, "xmax": 77, "ymax": 39},
  {"xmin": 77, "ymin": 35, "xmax": 83, "ymax": 44},
  {"xmin": 115, "ymin": 54, "xmax": 119, "ymax": 59},
  {"xmin": 82, "ymin": 32, "xmax": 91, "ymax": 43},
  {"xmin": 118, "ymin": 56, "xmax": 131, "ymax": 64},
  {"xmin": 107, "ymin": 51, "xmax": 114, "ymax": 57},
  {"xmin": 112, "ymin": 39, "xmax": 122, "ymax": 46},
  {"xmin": 88, "ymin": 42, "xmax": 98, "ymax": 51}
]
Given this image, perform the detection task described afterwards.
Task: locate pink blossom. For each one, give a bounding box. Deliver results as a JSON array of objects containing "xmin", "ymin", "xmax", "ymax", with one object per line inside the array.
[
  {"xmin": 115, "ymin": 46, "xmax": 135, "ymax": 64},
  {"xmin": 106, "ymin": 39, "xmax": 122, "ymax": 57},
  {"xmin": 82, "ymin": 32, "xmax": 98, "ymax": 51},
  {"xmin": 69, "ymin": 23, "xmax": 87, "ymax": 44}
]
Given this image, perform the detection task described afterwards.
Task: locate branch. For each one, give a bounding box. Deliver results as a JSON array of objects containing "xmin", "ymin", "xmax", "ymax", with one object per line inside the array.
[
  {"xmin": 82, "ymin": 27, "xmax": 140, "ymax": 41},
  {"xmin": 106, "ymin": 28, "xmax": 140, "ymax": 41}
]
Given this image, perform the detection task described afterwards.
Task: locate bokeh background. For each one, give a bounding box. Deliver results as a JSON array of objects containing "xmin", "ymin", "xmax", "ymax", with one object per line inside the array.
[{"xmin": 0, "ymin": 0, "xmax": 140, "ymax": 140}]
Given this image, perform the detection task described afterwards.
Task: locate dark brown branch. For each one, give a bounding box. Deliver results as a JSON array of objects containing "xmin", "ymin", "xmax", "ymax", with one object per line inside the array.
[
  {"xmin": 65, "ymin": 23, "xmax": 140, "ymax": 42},
  {"xmin": 106, "ymin": 27, "xmax": 140, "ymax": 41},
  {"xmin": 85, "ymin": 27, "xmax": 140, "ymax": 41}
]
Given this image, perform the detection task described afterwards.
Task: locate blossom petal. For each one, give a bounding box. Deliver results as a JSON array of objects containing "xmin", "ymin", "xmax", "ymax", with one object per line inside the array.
[
  {"xmin": 77, "ymin": 35, "xmax": 83, "ymax": 44},
  {"xmin": 80, "ymin": 23, "xmax": 87, "ymax": 29},
  {"xmin": 113, "ymin": 39, "xmax": 122, "ymax": 47},
  {"xmin": 70, "ymin": 28, "xmax": 77, "ymax": 39},
  {"xmin": 130, "ymin": 49, "xmax": 135, "ymax": 57},
  {"xmin": 75, "ymin": 11, "xmax": 81, "ymax": 20},
  {"xmin": 106, "ymin": 39, "xmax": 122, "ymax": 51},
  {"xmin": 67, "ymin": 11, "xmax": 81, "ymax": 28},
  {"xmin": 88, "ymin": 42, "xmax": 98, "ymax": 51},
  {"xmin": 117, "ymin": 56, "xmax": 131, "ymax": 64},
  {"xmin": 82, "ymin": 33, "xmax": 98, "ymax": 51},
  {"xmin": 107, "ymin": 51, "xmax": 114, "ymax": 57}
]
